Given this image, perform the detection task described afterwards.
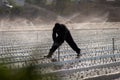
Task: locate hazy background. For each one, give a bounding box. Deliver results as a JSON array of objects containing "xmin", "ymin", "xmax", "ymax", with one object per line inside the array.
[{"xmin": 0, "ymin": 0, "xmax": 120, "ymax": 31}]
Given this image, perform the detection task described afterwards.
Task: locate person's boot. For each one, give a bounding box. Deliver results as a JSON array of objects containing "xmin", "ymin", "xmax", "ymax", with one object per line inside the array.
[
  {"xmin": 44, "ymin": 55, "xmax": 52, "ymax": 58},
  {"xmin": 44, "ymin": 51, "xmax": 53, "ymax": 58},
  {"xmin": 76, "ymin": 49, "xmax": 81, "ymax": 58}
]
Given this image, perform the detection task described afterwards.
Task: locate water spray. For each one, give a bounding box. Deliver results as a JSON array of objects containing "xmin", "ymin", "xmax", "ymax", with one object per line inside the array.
[
  {"xmin": 5, "ymin": 4, "xmax": 13, "ymax": 8},
  {"xmin": 3, "ymin": 1, "xmax": 13, "ymax": 9}
]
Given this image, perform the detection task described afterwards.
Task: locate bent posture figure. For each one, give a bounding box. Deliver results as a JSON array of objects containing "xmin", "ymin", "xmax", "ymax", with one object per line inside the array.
[{"xmin": 45, "ymin": 23, "xmax": 81, "ymax": 58}]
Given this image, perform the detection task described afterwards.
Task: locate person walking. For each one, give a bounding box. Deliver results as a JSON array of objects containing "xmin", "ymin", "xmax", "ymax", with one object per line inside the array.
[{"xmin": 44, "ymin": 23, "xmax": 81, "ymax": 58}]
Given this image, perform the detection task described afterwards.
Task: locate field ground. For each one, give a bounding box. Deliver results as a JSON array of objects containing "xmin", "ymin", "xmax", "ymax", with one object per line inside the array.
[{"xmin": 0, "ymin": 22, "xmax": 120, "ymax": 80}]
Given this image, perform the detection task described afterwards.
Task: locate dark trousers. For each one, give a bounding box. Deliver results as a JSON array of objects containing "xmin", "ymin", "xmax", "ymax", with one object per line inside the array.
[{"xmin": 48, "ymin": 32, "xmax": 80, "ymax": 56}]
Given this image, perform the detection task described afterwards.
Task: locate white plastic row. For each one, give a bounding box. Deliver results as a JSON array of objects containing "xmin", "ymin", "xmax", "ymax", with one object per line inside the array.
[{"xmin": 43, "ymin": 61, "xmax": 120, "ymax": 80}]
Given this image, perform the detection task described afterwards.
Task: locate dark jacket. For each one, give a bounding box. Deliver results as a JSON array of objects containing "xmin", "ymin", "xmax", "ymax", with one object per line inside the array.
[{"xmin": 52, "ymin": 23, "xmax": 69, "ymax": 43}]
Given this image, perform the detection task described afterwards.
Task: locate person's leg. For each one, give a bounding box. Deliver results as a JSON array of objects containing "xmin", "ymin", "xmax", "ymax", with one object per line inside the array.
[
  {"xmin": 65, "ymin": 33, "xmax": 81, "ymax": 58},
  {"xmin": 66, "ymin": 40, "xmax": 81, "ymax": 58},
  {"xmin": 45, "ymin": 42, "xmax": 63, "ymax": 58}
]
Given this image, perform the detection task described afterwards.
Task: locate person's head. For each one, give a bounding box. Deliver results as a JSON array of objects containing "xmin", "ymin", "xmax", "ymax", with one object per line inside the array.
[
  {"xmin": 55, "ymin": 23, "xmax": 61, "ymax": 28},
  {"xmin": 55, "ymin": 23, "xmax": 60, "ymax": 27},
  {"xmin": 54, "ymin": 23, "xmax": 61, "ymax": 31}
]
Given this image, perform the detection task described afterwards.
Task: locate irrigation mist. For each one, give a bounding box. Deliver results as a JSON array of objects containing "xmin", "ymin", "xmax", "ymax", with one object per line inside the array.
[{"xmin": 0, "ymin": 3, "xmax": 118, "ymax": 48}]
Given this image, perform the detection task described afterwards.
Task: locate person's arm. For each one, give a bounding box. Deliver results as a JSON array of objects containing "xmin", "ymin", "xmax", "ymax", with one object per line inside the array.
[{"xmin": 52, "ymin": 28, "xmax": 56, "ymax": 42}]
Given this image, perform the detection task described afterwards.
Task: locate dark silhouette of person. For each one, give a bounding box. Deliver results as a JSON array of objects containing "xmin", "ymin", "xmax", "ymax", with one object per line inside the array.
[{"xmin": 44, "ymin": 23, "xmax": 81, "ymax": 58}]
